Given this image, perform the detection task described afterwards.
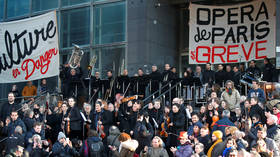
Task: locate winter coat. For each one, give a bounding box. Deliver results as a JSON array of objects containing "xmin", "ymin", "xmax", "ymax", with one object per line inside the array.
[
  {"xmin": 174, "ymin": 143, "xmax": 192, "ymax": 157},
  {"xmin": 112, "ymin": 139, "xmax": 139, "ymax": 157},
  {"xmin": 3, "ymin": 118, "xmax": 27, "ymax": 136},
  {"xmin": 106, "ymin": 126, "xmax": 121, "ymax": 156},
  {"xmin": 211, "ymin": 141, "xmax": 226, "ymax": 157},
  {"xmin": 221, "ymin": 89, "xmax": 240, "ymax": 111},
  {"xmin": 5, "ymin": 133, "xmax": 24, "ymax": 155},
  {"xmin": 197, "ymin": 135, "xmax": 211, "ymax": 154},
  {"xmin": 30, "ymin": 148, "xmax": 49, "ymax": 157},
  {"xmin": 212, "ymin": 117, "xmax": 235, "ymax": 136},
  {"xmin": 23, "ymin": 117, "xmax": 35, "ymax": 132},
  {"xmin": 248, "ymin": 88, "xmax": 266, "ymax": 104},
  {"xmin": 134, "ymin": 122, "xmax": 154, "ymax": 154},
  {"xmin": 80, "ymin": 136, "xmax": 106, "ymax": 157},
  {"xmin": 170, "ymin": 111, "xmax": 185, "ymax": 135},
  {"xmin": 140, "ymin": 147, "xmax": 169, "ymax": 157},
  {"xmin": 68, "ymin": 106, "xmax": 82, "ymax": 131},
  {"xmin": 52, "ymin": 141, "xmax": 78, "ymax": 157},
  {"xmin": 249, "ymin": 104, "xmax": 266, "ymax": 124},
  {"xmin": 25, "ymin": 128, "xmax": 45, "ymax": 147}
]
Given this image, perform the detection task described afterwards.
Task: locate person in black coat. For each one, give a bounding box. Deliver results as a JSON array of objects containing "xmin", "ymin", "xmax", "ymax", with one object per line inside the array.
[
  {"xmin": 134, "ymin": 68, "xmax": 148, "ymax": 97},
  {"xmin": 116, "ymin": 69, "xmax": 130, "ymax": 94},
  {"xmin": 25, "ymin": 122, "xmax": 46, "ymax": 149},
  {"xmin": 10, "ymin": 85, "xmax": 22, "ymax": 104},
  {"xmin": 246, "ymin": 60, "xmax": 261, "ymax": 78},
  {"xmin": 197, "ymin": 126, "xmax": 211, "ymax": 154},
  {"xmin": 232, "ymin": 66, "xmax": 241, "ymax": 91},
  {"xmin": 0, "ymin": 92, "xmax": 21, "ymax": 126},
  {"xmin": 23, "ymin": 109, "xmax": 35, "ymax": 132},
  {"xmin": 2, "ymin": 111, "xmax": 27, "ymax": 137},
  {"xmin": 133, "ymin": 114, "xmax": 154, "ymax": 155},
  {"xmin": 149, "ymin": 65, "xmax": 162, "ymax": 96},
  {"xmin": 249, "ymin": 97, "xmax": 266, "ymax": 124},
  {"xmin": 263, "ymin": 58, "xmax": 275, "ymax": 82},
  {"xmin": 52, "ymin": 132, "xmax": 79, "ymax": 157},
  {"xmin": 215, "ymin": 64, "xmax": 226, "ymax": 87},
  {"xmin": 202, "ymin": 63, "xmax": 215, "ymax": 86},
  {"xmin": 4, "ymin": 126, "xmax": 25, "ymax": 155},
  {"xmin": 66, "ymin": 97, "xmax": 82, "ymax": 140},
  {"xmin": 224, "ymin": 65, "xmax": 234, "ymax": 82},
  {"xmin": 80, "ymin": 130, "xmax": 106, "ymax": 157},
  {"xmin": 61, "ymin": 64, "xmax": 84, "ymax": 98},
  {"xmin": 167, "ymin": 103, "xmax": 185, "ymax": 148}
]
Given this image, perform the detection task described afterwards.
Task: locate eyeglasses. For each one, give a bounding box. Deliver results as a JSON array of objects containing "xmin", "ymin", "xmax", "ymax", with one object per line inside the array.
[
  {"xmin": 273, "ymin": 108, "xmax": 278, "ymax": 110},
  {"xmin": 252, "ymin": 119, "xmax": 256, "ymax": 121}
]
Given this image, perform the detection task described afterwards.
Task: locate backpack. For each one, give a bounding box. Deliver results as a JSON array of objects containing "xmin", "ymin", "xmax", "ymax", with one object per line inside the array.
[{"xmin": 88, "ymin": 140, "xmax": 102, "ymax": 157}]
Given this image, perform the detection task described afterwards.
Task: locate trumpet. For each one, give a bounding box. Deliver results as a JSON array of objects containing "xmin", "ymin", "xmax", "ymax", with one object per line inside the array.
[{"xmin": 68, "ymin": 44, "xmax": 84, "ymax": 69}]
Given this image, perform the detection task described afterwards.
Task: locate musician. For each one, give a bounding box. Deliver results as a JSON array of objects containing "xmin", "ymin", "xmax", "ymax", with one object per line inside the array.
[
  {"xmin": 93, "ymin": 101, "xmax": 105, "ymax": 137},
  {"xmin": 194, "ymin": 66, "xmax": 203, "ymax": 84},
  {"xmin": 202, "ymin": 63, "xmax": 215, "ymax": 86},
  {"xmin": 103, "ymin": 70, "xmax": 115, "ymax": 102},
  {"xmin": 22, "ymin": 81, "xmax": 37, "ymax": 101},
  {"xmin": 224, "ymin": 65, "xmax": 234, "ymax": 82},
  {"xmin": 62, "ymin": 64, "xmax": 83, "ymax": 98},
  {"xmin": 232, "ymin": 66, "xmax": 241, "ymax": 90},
  {"xmin": 246, "ymin": 60, "xmax": 261, "ymax": 78},
  {"xmin": 168, "ymin": 103, "xmax": 185, "ymax": 147},
  {"xmin": 147, "ymin": 100, "xmax": 163, "ymax": 131},
  {"xmin": 65, "ymin": 97, "xmax": 82, "ymax": 140},
  {"xmin": 89, "ymin": 71, "xmax": 101, "ymax": 103},
  {"xmin": 117, "ymin": 69, "xmax": 130, "ymax": 94},
  {"xmin": 134, "ymin": 68, "xmax": 148, "ymax": 97},
  {"xmin": 162, "ymin": 64, "xmax": 172, "ymax": 83},
  {"xmin": 149, "ymin": 65, "xmax": 162, "ymax": 96},
  {"xmin": 215, "ymin": 64, "xmax": 226, "ymax": 87},
  {"xmin": 263, "ymin": 58, "xmax": 275, "ymax": 82},
  {"xmin": 248, "ymin": 80, "xmax": 266, "ymax": 104},
  {"xmin": 82, "ymin": 103, "xmax": 94, "ymax": 138},
  {"xmin": 170, "ymin": 67, "xmax": 179, "ymax": 100},
  {"xmin": 60, "ymin": 103, "xmax": 69, "ymax": 133},
  {"xmin": 0, "ymin": 92, "xmax": 21, "ymax": 126}
]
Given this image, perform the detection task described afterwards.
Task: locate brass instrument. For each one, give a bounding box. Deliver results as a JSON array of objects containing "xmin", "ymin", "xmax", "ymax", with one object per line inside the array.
[
  {"xmin": 68, "ymin": 44, "xmax": 84, "ymax": 69},
  {"xmin": 88, "ymin": 55, "xmax": 97, "ymax": 77}
]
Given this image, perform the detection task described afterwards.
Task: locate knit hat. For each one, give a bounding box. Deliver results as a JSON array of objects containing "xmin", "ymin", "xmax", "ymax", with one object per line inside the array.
[
  {"xmin": 178, "ymin": 131, "xmax": 188, "ymax": 139},
  {"xmin": 212, "ymin": 130, "xmax": 223, "ymax": 139},
  {"xmin": 57, "ymin": 132, "xmax": 66, "ymax": 141}
]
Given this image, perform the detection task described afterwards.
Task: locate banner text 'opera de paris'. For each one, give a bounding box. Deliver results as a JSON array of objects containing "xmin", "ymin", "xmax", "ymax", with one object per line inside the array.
[{"xmin": 189, "ymin": 0, "xmax": 276, "ymax": 64}]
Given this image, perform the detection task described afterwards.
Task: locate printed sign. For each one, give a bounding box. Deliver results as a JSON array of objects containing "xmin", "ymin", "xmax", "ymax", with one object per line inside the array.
[
  {"xmin": 189, "ymin": 0, "xmax": 276, "ymax": 64},
  {"xmin": 0, "ymin": 11, "xmax": 59, "ymax": 83}
]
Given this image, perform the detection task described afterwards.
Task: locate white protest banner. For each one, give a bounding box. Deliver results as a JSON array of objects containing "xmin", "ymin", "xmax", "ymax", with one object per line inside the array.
[
  {"xmin": 189, "ymin": 0, "xmax": 276, "ymax": 64},
  {"xmin": 0, "ymin": 11, "xmax": 59, "ymax": 83}
]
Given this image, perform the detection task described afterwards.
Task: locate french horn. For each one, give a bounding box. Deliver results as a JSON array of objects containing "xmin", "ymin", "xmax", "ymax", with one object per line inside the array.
[{"xmin": 68, "ymin": 44, "xmax": 84, "ymax": 69}]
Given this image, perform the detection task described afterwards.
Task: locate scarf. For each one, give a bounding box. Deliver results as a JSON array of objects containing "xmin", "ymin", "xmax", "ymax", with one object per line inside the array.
[
  {"xmin": 207, "ymin": 138, "xmax": 223, "ymax": 157},
  {"xmin": 227, "ymin": 88, "xmax": 232, "ymax": 95}
]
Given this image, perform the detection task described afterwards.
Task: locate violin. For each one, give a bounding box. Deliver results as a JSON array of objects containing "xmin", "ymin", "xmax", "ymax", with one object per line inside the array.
[
  {"xmin": 121, "ymin": 95, "xmax": 144, "ymax": 103},
  {"xmin": 160, "ymin": 114, "xmax": 170, "ymax": 137},
  {"xmin": 97, "ymin": 117, "xmax": 106, "ymax": 139},
  {"xmin": 66, "ymin": 113, "xmax": 71, "ymax": 135}
]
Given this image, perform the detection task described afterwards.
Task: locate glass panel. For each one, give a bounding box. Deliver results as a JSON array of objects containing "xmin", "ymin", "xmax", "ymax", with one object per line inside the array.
[
  {"xmin": 94, "ymin": 46, "xmax": 125, "ymax": 79},
  {"xmin": 61, "ymin": 0, "xmax": 90, "ymax": 7},
  {"xmin": 32, "ymin": 0, "xmax": 58, "ymax": 12},
  {"xmin": 94, "ymin": 2, "xmax": 126, "ymax": 45},
  {"xmin": 0, "ymin": 0, "xmax": 3, "ymax": 21},
  {"xmin": 7, "ymin": 0, "xmax": 29, "ymax": 18},
  {"xmin": 61, "ymin": 7, "xmax": 90, "ymax": 48}
]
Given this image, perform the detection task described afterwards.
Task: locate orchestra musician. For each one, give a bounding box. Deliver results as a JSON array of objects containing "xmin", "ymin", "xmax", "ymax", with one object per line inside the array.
[
  {"xmin": 149, "ymin": 65, "xmax": 162, "ymax": 96},
  {"xmin": 116, "ymin": 69, "xmax": 130, "ymax": 94},
  {"xmin": 65, "ymin": 97, "xmax": 82, "ymax": 140},
  {"xmin": 81, "ymin": 103, "xmax": 94, "ymax": 139}
]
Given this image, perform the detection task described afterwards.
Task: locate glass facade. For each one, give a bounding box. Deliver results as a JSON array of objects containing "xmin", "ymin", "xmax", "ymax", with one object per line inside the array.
[
  {"xmin": 61, "ymin": 7, "xmax": 90, "ymax": 48},
  {"xmin": 7, "ymin": 0, "xmax": 29, "ymax": 18},
  {"xmin": 0, "ymin": 0, "xmax": 3, "ymax": 21},
  {"xmin": 61, "ymin": 0, "xmax": 90, "ymax": 7},
  {"xmin": 94, "ymin": 2, "xmax": 126, "ymax": 45},
  {"xmin": 0, "ymin": 0, "xmax": 127, "ymax": 99},
  {"xmin": 32, "ymin": 0, "xmax": 58, "ymax": 12}
]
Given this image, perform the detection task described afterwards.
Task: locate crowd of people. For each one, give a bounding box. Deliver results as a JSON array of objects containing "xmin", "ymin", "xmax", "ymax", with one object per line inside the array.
[{"xmin": 0, "ymin": 58, "xmax": 279, "ymax": 157}]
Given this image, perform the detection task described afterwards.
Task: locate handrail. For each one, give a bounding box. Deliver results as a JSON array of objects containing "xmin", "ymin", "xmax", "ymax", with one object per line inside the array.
[
  {"xmin": 142, "ymin": 80, "xmax": 173, "ymax": 103},
  {"xmin": 142, "ymin": 80, "xmax": 182, "ymax": 110}
]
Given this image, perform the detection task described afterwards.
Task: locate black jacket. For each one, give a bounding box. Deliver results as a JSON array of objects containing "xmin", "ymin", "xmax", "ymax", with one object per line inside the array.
[
  {"xmin": 68, "ymin": 106, "xmax": 82, "ymax": 131},
  {"xmin": 263, "ymin": 63, "xmax": 275, "ymax": 82},
  {"xmin": 170, "ymin": 110, "xmax": 185, "ymax": 135},
  {"xmin": 203, "ymin": 70, "xmax": 215, "ymax": 85},
  {"xmin": 215, "ymin": 70, "xmax": 226, "ymax": 86},
  {"xmin": 198, "ymin": 135, "xmax": 211, "ymax": 154}
]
